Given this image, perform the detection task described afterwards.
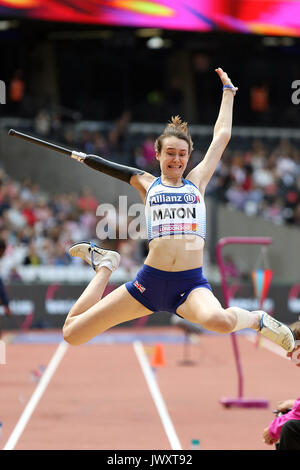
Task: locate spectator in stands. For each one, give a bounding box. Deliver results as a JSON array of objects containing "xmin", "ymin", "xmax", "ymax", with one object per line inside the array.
[
  {"xmin": 263, "ymin": 322, "xmax": 300, "ymax": 450},
  {"xmin": 23, "ymin": 241, "xmax": 41, "ymax": 266},
  {"xmin": 8, "ymin": 69, "xmax": 25, "ymax": 114},
  {"xmin": 22, "ymin": 201, "xmax": 37, "ymax": 227},
  {"xmin": 77, "ymin": 187, "xmax": 99, "ymax": 212},
  {"xmin": 250, "ymin": 139, "xmax": 267, "ymax": 171},
  {"xmin": 262, "ymin": 197, "xmax": 284, "ymax": 225},
  {"xmin": 108, "ymin": 110, "xmax": 131, "ymax": 153},
  {"xmin": 80, "ymin": 129, "xmax": 95, "ymax": 154},
  {"xmin": 1, "ymin": 123, "xmax": 300, "ymax": 280},
  {"xmin": 93, "ymin": 131, "xmax": 110, "ymax": 155},
  {"xmin": 0, "ymin": 164, "xmax": 142, "ymax": 276},
  {"xmin": 142, "ymin": 135, "xmax": 156, "ymax": 170},
  {"xmin": 34, "ymin": 109, "xmax": 51, "ymax": 136},
  {"xmin": 53, "ymin": 242, "xmax": 71, "ymax": 266}
]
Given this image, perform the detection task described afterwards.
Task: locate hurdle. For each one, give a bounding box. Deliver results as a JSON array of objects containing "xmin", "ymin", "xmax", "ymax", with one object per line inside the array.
[{"xmin": 216, "ymin": 236, "xmax": 272, "ymax": 408}]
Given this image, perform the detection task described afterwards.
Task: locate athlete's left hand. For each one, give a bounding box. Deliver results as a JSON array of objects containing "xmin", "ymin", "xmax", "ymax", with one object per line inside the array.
[{"xmin": 215, "ymin": 67, "xmax": 238, "ymax": 94}]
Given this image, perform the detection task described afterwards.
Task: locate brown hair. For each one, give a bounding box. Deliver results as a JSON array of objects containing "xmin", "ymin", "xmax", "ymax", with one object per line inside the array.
[
  {"xmin": 155, "ymin": 115, "xmax": 194, "ymax": 154},
  {"xmin": 290, "ymin": 321, "xmax": 300, "ymax": 341}
]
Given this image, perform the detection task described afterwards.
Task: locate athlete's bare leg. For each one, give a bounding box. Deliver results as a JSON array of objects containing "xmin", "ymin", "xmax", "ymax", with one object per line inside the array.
[
  {"xmin": 177, "ymin": 287, "xmax": 260, "ymax": 333},
  {"xmin": 63, "ymin": 267, "xmax": 153, "ymax": 346},
  {"xmin": 177, "ymin": 287, "xmax": 295, "ymax": 352}
]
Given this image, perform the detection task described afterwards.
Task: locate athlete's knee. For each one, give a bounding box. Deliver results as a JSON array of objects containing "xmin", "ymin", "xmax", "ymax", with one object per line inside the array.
[
  {"xmin": 202, "ymin": 308, "xmax": 235, "ymax": 334},
  {"xmin": 62, "ymin": 321, "xmax": 76, "ymax": 345},
  {"xmin": 62, "ymin": 305, "xmax": 84, "ymax": 345},
  {"xmin": 62, "ymin": 318, "xmax": 83, "ymax": 346}
]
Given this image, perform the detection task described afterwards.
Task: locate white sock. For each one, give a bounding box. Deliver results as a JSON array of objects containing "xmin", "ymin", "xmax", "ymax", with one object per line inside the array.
[
  {"xmin": 95, "ymin": 252, "xmax": 119, "ymax": 273},
  {"xmin": 232, "ymin": 310, "xmax": 258, "ymax": 332},
  {"xmin": 97, "ymin": 260, "xmax": 115, "ymax": 272}
]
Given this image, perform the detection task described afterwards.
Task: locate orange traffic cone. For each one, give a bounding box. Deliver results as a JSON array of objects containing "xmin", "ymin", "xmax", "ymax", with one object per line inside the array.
[{"xmin": 151, "ymin": 343, "xmax": 166, "ymax": 368}]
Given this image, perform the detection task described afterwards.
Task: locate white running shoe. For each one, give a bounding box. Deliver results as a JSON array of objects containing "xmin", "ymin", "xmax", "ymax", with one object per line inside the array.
[
  {"xmin": 258, "ymin": 311, "xmax": 295, "ymax": 352},
  {"xmin": 69, "ymin": 241, "xmax": 120, "ymax": 273}
]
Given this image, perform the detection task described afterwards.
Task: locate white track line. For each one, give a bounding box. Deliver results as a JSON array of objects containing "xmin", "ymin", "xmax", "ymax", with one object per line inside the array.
[
  {"xmin": 133, "ymin": 340, "xmax": 182, "ymax": 451},
  {"xmin": 3, "ymin": 340, "xmax": 68, "ymax": 450}
]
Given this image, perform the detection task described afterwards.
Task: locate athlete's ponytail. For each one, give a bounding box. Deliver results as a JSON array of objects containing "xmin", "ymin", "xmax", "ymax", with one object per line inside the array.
[{"xmin": 155, "ymin": 116, "xmax": 194, "ymax": 154}]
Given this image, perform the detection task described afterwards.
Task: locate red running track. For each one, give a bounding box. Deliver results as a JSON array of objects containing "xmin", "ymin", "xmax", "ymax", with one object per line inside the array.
[{"xmin": 0, "ymin": 327, "xmax": 298, "ymax": 450}]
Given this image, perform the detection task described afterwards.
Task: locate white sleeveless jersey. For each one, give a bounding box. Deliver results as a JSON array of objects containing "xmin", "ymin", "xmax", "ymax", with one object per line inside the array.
[{"xmin": 145, "ymin": 177, "xmax": 206, "ymax": 242}]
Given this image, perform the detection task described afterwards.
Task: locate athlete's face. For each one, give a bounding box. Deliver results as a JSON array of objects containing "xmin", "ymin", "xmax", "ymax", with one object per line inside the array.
[{"xmin": 156, "ymin": 137, "xmax": 190, "ymax": 180}]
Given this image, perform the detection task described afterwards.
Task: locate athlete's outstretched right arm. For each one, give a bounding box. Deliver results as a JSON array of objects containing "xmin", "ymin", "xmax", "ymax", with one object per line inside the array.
[
  {"xmin": 71, "ymin": 152, "xmax": 145, "ymax": 184},
  {"xmin": 71, "ymin": 152, "xmax": 155, "ymax": 201},
  {"xmin": 8, "ymin": 128, "xmax": 154, "ymax": 195}
]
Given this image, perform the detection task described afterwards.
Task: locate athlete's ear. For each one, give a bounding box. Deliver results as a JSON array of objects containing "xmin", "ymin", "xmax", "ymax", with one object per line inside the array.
[{"xmin": 155, "ymin": 151, "xmax": 160, "ymax": 161}]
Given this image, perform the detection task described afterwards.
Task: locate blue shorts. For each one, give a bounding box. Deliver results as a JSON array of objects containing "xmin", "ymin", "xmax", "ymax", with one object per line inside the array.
[{"xmin": 125, "ymin": 264, "xmax": 212, "ymax": 315}]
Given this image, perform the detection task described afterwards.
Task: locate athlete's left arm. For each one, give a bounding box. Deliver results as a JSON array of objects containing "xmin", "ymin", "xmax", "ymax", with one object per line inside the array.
[{"xmin": 186, "ymin": 68, "xmax": 237, "ymax": 196}]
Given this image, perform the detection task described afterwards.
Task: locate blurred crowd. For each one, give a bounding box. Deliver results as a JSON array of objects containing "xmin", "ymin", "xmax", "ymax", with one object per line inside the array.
[
  {"xmin": 32, "ymin": 107, "xmax": 159, "ymax": 172},
  {"xmin": 208, "ymin": 138, "xmax": 300, "ymax": 226},
  {"xmin": 59, "ymin": 121, "xmax": 300, "ymax": 228},
  {"xmin": 1, "ymin": 120, "xmax": 300, "ymax": 282},
  {"xmin": 30, "ymin": 106, "xmax": 300, "ymax": 230},
  {"xmin": 0, "ymin": 165, "xmax": 145, "ymax": 281}
]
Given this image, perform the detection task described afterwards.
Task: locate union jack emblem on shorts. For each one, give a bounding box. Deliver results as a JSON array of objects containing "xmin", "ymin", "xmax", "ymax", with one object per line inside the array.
[{"xmin": 134, "ymin": 280, "xmax": 146, "ymax": 293}]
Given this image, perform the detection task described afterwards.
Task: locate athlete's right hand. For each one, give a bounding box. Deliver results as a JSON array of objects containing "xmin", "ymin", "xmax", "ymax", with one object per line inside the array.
[{"xmin": 215, "ymin": 67, "xmax": 238, "ymax": 93}]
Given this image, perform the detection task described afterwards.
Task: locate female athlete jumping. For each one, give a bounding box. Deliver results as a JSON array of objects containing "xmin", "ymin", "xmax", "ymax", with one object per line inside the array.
[{"xmin": 62, "ymin": 68, "xmax": 295, "ymax": 353}]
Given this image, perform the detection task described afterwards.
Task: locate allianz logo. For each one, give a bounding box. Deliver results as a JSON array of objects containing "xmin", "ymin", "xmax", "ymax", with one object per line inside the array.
[{"xmin": 149, "ymin": 193, "xmax": 199, "ymax": 205}]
